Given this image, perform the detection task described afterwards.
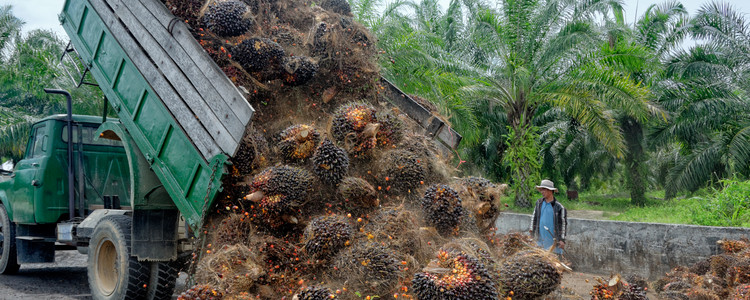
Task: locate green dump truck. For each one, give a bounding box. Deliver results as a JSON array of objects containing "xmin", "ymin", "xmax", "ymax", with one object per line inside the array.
[
  {"xmin": 1, "ymin": 0, "xmax": 254, "ymax": 299},
  {"xmin": 0, "ymin": 0, "xmax": 461, "ymax": 299}
]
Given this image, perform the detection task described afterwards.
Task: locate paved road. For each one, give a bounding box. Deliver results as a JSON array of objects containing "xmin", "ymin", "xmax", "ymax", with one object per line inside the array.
[{"xmin": 0, "ymin": 251, "xmax": 188, "ymax": 300}]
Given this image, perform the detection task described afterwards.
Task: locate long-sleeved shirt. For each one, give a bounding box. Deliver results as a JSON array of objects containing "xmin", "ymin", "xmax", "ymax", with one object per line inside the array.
[{"xmin": 529, "ymin": 197, "xmax": 567, "ymax": 245}]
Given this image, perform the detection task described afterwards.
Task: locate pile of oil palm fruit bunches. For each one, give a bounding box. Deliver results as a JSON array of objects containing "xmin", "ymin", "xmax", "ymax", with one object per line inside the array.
[{"xmin": 158, "ymin": 0, "xmax": 569, "ymax": 299}]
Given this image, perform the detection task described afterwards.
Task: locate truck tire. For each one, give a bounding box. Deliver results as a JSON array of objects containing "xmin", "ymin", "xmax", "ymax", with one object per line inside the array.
[
  {"xmin": 88, "ymin": 215, "xmax": 149, "ymax": 300},
  {"xmin": 0, "ymin": 204, "xmax": 20, "ymax": 274},
  {"xmin": 147, "ymin": 261, "xmax": 180, "ymax": 300}
]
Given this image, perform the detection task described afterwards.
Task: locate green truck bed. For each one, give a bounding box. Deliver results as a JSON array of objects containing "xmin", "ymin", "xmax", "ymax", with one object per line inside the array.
[{"xmin": 59, "ymin": 0, "xmax": 254, "ymax": 230}]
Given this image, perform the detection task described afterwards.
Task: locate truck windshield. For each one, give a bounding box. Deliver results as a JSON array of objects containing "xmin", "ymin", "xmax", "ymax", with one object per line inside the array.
[{"xmin": 62, "ymin": 125, "xmax": 123, "ymax": 147}]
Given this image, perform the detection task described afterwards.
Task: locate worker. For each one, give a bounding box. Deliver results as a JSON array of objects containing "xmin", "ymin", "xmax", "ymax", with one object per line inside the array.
[{"xmin": 529, "ymin": 179, "xmax": 567, "ymax": 255}]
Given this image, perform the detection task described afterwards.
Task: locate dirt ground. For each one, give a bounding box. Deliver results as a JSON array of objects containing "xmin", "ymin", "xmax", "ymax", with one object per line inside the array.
[
  {"xmin": 552, "ymin": 270, "xmax": 659, "ymax": 299},
  {"xmin": 0, "ymin": 250, "xmax": 189, "ymax": 300},
  {"xmin": 0, "ymin": 250, "xmax": 665, "ymax": 299}
]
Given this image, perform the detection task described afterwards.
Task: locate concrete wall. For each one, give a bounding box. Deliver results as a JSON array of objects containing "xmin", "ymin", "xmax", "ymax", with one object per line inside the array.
[{"xmin": 495, "ymin": 213, "xmax": 750, "ymax": 280}]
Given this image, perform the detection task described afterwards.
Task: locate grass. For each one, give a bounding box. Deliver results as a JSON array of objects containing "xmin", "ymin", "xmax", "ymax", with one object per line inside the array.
[{"xmin": 499, "ymin": 188, "xmax": 743, "ymax": 226}]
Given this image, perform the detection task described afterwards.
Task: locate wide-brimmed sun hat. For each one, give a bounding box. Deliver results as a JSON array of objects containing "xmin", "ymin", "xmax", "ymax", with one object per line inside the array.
[{"xmin": 536, "ymin": 179, "xmax": 557, "ymax": 191}]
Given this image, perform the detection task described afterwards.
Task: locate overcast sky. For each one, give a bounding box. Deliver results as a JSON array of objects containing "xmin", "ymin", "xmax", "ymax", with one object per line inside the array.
[{"xmin": 2, "ymin": 0, "xmax": 750, "ymax": 42}]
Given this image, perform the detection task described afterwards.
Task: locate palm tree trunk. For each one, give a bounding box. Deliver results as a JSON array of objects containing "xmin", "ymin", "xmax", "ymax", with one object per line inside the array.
[
  {"xmin": 505, "ymin": 111, "xmax": 540, "ymax": 208},
  {"xmin": 622, "ymin": 117, "xmax": 647, "ymax": 206}
]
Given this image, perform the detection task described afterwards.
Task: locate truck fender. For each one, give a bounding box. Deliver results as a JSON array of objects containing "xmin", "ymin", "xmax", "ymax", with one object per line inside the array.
[
  {"xmin": 75, "ymin": 209, "xmax": 130, "ymax": 239},
  {"xmin": 0, "ymin": 192, "xmax": 12, "ymax": 221}
]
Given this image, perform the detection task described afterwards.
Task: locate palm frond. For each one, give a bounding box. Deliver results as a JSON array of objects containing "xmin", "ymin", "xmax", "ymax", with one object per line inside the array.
[
  {"xmin": 0, "ymin": 121, "xmax": 32, "ymax": 162},
  {"xmin": 691, "ymin": 1, "xmax": 750, "ymax": 61},
  {"xmin": 666, "ymin": 138, "xmax": 724, "ymax": 195}
]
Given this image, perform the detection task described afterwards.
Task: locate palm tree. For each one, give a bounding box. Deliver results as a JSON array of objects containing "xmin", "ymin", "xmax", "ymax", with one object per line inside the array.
[
  {"xmin": 691, "ymin": 1, "xmax": 750, "ymax": 92},
  {"xmin": 648, "ymin": 1, "xmax": 750, "ymax": 198},
  {"xmin": 0, "ymin": 6, "xmax": 105, "ymax": 164},
  {"xmin": 0, "ymin": 29, "xmax": 68, "ymax": 115},
  {"xmin": 652, "ymin": 50, "xmax": 750, "ymax": 198},
  {"xmin": 457, "ymin": 0, "xmax": 654, "ymax": 207},
  {"xmin": 0, "ymin": 5, "xmax": 23, "ymax": 57},
  {"xmin": 592, "ymin": 1, "xmax": 687, "ymax": 205},
  {"xmin": 363, "ymin": 0, "xmax": 489, "ymax": 145}
]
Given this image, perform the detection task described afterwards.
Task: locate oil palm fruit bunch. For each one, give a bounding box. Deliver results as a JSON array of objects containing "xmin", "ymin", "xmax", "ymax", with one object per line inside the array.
[
  {"xmin": 412, "ymin": 250, "xmax": 498, "ymax": 300},
  {"xmin": 201, "ymin": 1, "xmax": 253, "ymax": 37},
  {"xmin": 213, "ymin": 214, "xmax": 254, "ymax": 246},
  {"xmin": 731, "ymin": 284, "xmax": 750, "ymax": 299},
  {"xmin": 311, "ymin": 22, "xmax": 328, "ymax": 57},
  {"xmin": 245, "ymin": 166, "xmax": 313, "ymax": 227},
  {"xmin": 420, "ymin": 184, "xmax": 463, "ymax": 235},
  {"xmin": 625, "ymin": 274, "xmax": 649, "ymax": 292},
  {"xmin": 232, "ymin": 127, "xmax": 267, "ymax": 175},
  {"xmin": 233, "ymin": 138, "xmax": 256, "ymax": 175},
  {"xmin": 697, "ymin": 274, "xmax": 726, "ymax": 296},
  {"xmin": 295, "ymin": 286, "xmax": 335, "ymax": 300},
  {"xmin": 374, "ymin": 111, "xmax": 402, "ymax": 147},
  {"xmin": 719, "ymin": 239, "xmax": 750, "ymax": 254},
  {"xmin": 260, "ymin": 236, "xmax": 305, "ymax": 275},
  {"xmin": 660, "ymin": 291, "xmax": 689, "ymax": 299},
  {"xmin": 303, "ymin": 215, "xmax": 353, "ymax": 259},
  {"xmin": 682, "ymin": 288, "xmax": 719, "ymax": 300},
  {"xmin": 362, "ymin": 208, "xmax": 423, "ymax": 257},
  {"xmin": 232, "ymin": 37, "xmax": 285, "ymax": 72},
  {"xmin": 376, "ymin": 150, "xmax": 426, "ymax": 194},
  {"xmin": 458, "ymin": 176, "xmax": 493, "ymax": 189},
  {"xmin": 282, "ymin": 56, "xmax": 318, "ymax": 86},
  {"xmin": 248, "ymin": 165, "xmax": 313, "ymax": 203},
  {"xmin": 499, "ymin": 252, "xmax": 561, "ymax": 299},
  {"xmin": 178, "ymin": 284, "xmax": 224, "ymax": 300},
  {"xmin": 619, "ymin": 283, "xmax": 649, "ymax": 300},
  {"xmin": 727, "ymin": 258, "xmax": 750, "ymax": 285},
  {"xmin": 590, "ymin": 281, "xmax": 615, "ymax": 300},
  {"xmin": 331, "ymin": 103, "xmax": 379, "ymax": 155},
  {"xmin": 277, "ymin": 124, "xmax": 320, "ymax": 162},
  {"xmin": 689, "ymin": 258, "xmax": 711, "ymax": 275},
  {"xmin": 709, "ymin": 254, "xmax": 737, "ymax": 277},
  {"xmin": 333, "ymin": 242, "xmax": 401, "ymax": 295},
  {"xmin": 318, "ymin": 0, "xmax": 351, "ymax": 15},
  {"xmin": 311, "ymin": 139, "xmax": 349, "ymax": 186},
  {"xmin": 337, "ymin": 177, "xmax": 378, "ymax": 207},
  {"xmin": 497, "ymin": 232, "xmax": 534, "ymax": 257}
]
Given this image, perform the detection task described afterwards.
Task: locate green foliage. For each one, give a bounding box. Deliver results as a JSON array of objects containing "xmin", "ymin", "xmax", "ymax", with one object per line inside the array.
[
  {"xmin": 610, "ymin": 197, "xmax": 697, "ymax": 225},
  {"xmin": 690, "ymin": 179, "xmax": 750, "ymax": 227},
  {"xmin": 0, "ymin": 6, "xmax": 105, "ymax": 167},
  {"xmin": 0, "ymin": 5, "xmax": 23, "ymax": 53},
  {"xmin": 537, "ymin": 107, "xmax": 617, "ymax": 192},
  {"xmin": 503, "ymin": 120, "xmax": 540, "ymax": 208},
  {"xmin": 0, "ymin": 121, "xmax": 32, "ymax": 162}
]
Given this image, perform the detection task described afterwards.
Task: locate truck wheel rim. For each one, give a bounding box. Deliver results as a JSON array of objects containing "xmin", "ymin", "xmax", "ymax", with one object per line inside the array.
[{"xmin": 97, "ymin": 239, "xmax": 118, "ymax": 295}]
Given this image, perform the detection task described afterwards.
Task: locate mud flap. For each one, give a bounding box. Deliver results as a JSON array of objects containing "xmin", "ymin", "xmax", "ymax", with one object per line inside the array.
[{"xmin": 132, "ymin": 209, "xmax": 178, "ymax": 260}]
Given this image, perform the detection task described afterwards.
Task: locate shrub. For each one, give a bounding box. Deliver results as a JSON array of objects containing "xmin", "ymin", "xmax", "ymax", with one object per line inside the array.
[{"xmin": 691, "ymin": 179, "xmax": 750, "ymax": 227}]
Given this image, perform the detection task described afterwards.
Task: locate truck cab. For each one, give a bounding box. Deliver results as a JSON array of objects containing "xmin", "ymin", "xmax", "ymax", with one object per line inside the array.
[
  {"xmin": 1, "ymin": 115, "xmax": 129, "ymax": 226},
  {"xmin": 0, "ymin": 115, "xmax": 130, "ymax": 264},
  {"xmin": 0, "ymin": 113, "xmax": 183, "ymax": 299}
]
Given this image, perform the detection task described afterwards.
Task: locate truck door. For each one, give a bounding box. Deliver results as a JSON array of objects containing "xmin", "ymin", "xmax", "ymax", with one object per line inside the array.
[{"xmin": 9, "ymin": 123, "xmax": 49, "ymax": 224}]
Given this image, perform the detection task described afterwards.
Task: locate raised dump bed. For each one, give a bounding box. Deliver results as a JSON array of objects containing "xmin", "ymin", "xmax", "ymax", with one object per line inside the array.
[{"xmin": 60, "ymin": 0, "xmax": 255, "ymax": 228}]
